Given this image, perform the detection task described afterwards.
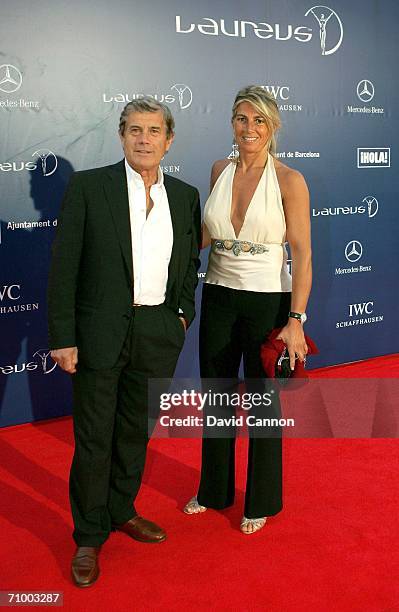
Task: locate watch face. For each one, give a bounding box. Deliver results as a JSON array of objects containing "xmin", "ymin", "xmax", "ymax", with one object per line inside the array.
[{"xmin": 301, "ymin": 313, "xmax": 307, "ymax": 324}]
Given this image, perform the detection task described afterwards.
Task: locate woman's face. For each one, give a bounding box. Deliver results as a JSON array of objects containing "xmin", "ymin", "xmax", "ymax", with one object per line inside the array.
[{"xmin": 232, "ymin": 101, "xmax": 271, "ymax": 156}]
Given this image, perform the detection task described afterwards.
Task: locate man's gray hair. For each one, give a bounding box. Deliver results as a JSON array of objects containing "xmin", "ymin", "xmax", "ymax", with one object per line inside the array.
[{"xmin": 119, "ymin": 97, "xmax": 175, "ymax": 138}]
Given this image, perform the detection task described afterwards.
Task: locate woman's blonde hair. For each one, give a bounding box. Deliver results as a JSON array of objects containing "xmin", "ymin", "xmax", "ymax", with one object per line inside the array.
[{"xmin": 232, "ymin": 85, "xmax": 281, "ymax": 156}]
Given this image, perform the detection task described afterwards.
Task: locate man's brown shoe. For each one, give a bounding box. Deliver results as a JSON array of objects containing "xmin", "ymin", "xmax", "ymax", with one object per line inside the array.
[
  {"xmin": 114, "ymin": 516, "xmax": 166, "ymax": 543},
  {"xmin": 71, "ymin": 546, "xmax": 101, "ymax": 587}
]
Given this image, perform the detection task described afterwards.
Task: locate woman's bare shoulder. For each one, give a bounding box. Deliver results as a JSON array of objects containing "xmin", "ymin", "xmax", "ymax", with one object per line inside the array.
[
  {"xmin": 274, "ymin": 158, "xmax": 308, "ymax": 195},
  {"xmin": 210, "ymin": 158, "xmax": 231, "ymax": 190}
]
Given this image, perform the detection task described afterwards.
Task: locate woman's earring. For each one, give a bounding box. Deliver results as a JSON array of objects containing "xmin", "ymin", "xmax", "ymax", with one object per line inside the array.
[{"xmin": 228, "ymin": 141, "xmax": 240, "ymax": 161}]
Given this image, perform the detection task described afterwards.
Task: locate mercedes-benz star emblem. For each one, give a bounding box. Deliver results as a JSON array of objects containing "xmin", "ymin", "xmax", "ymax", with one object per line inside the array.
[
  {"xmin": 0, "ymin": 64, "xmax": 23, "ymax": 93},
  {"xmin": 357, "ymin": 79, "xmax": 374, "ymax": 103},
  {"xmin": 345, "ymin": 240, "xmax": 363, "ymax": 263}
]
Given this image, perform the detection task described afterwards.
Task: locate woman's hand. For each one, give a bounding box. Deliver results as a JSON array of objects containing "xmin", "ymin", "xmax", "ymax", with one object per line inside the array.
[{"xmin": 276, "ymin": 319, "xmax": 308, "ymax": 371}]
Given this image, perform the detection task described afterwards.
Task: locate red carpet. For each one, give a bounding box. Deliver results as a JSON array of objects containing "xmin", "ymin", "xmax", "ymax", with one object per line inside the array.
[{"xmin": 1, "ymin": 355, "xmax": 398, "ymax": 611}]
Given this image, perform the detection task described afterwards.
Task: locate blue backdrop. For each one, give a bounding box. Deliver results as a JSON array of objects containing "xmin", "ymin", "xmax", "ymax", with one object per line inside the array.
[{"xmin": 1, "ymin": 0, "xmax": 398, "ymax": 427}]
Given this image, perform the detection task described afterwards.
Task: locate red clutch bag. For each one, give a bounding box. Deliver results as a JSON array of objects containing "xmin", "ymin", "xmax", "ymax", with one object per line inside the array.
[{"xmin": 260, "ymin": 327, "xmax": 319, "ymax": 383}]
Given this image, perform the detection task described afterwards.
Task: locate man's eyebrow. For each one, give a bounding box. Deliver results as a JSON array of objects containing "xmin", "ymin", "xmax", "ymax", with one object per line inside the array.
[{"xmin": 128, "ymin": 124, "xmax": 161, "ymax": 130}]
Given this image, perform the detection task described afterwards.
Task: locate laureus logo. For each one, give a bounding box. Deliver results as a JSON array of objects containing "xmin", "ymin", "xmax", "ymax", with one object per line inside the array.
[
  {"xmin": 0, "ymin": 64, "xmax": 23, "ymax": 93},
  {"xmin": 170, "ymin": 84, "xmax": 193, "ymax": 109},
  {"xmin": 362, "ymin": 196, "xmax": 378, "ymax": 218},
  {"xmin": 32, "ymin": 349, "xmax": 57, "ymax": 374},
  {"xmin": 32, "ymin": 149, "xmax": 58, "ymax": 176},
  {"xmin": 0, "ymin": 149, "xmax": 58, "ymax": 175},
  {"xmin": 304, "ymin": 5, "xmax": 343, "ymax": 55},
  {"xmin": 102, "ymin": 83, "xmax": 193, "ymax": 109},
  {"xmin": 176, "ymin": 7, "xmax": 343, "ymax": 55},
  {"xmin": 0, "ymin": 349, "xmax": 57, "ymax": 375}
]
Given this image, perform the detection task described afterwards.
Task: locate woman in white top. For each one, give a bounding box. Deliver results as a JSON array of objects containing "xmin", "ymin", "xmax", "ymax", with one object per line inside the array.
[{"xmin": 184, "ymin": 86, "xmax": 312, "ymax": 534}]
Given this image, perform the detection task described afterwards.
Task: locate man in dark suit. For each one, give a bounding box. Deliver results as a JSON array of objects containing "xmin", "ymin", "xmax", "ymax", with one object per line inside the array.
[{"xmin": 48, "ymin": 98, "xmax": 201, "ymax": 587}]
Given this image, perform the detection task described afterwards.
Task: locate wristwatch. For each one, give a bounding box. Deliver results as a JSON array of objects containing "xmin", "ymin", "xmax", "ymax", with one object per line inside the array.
[{"xmin": 289, "ymin": 311, "xmax": 307, "ymax": 324}]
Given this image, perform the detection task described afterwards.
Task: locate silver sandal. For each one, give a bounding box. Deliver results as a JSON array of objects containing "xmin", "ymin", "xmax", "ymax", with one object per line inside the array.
[
  {"xmin": 183, "ymin": 497, "xmax": 207, "ymax": 514},
  {"xmin": 240, "ymin": 516, "xmax": 267, "ymax": 534}
]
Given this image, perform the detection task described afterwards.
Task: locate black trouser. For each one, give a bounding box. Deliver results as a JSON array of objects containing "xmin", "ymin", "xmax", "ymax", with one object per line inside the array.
[
  {"xmin": 70, "ymin": 304, "xmax": 185, "ymax": 546},
  {"xmin": 197, "ymin": 284, "xmax": 290, "ymax": 518}
]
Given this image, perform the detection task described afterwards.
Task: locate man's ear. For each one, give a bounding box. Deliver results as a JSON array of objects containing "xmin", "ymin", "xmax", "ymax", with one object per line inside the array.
[{"xmin": 165, "ymin": 132, "xmax": 175, "ymax": 152}]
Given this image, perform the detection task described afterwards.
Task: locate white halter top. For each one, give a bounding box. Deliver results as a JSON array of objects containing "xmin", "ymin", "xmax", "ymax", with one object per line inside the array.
[{"xmin": 204, "ymin": 156, "xmax": 292, "ymax": 292}]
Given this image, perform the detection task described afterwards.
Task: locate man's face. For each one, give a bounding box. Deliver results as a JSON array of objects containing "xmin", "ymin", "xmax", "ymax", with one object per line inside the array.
[{"xmin": 120, "ymin": 110, "xmax": 174, "ymax": 174}]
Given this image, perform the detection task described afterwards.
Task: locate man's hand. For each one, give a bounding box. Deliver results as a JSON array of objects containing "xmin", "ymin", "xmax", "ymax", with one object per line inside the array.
[
  {"xmin": 51, "ymin": 347, "xmax": 78, "ymax": 374},
  {"xmin": 178, "ymin": 316, "xmax": 187, "ymax": 332}
]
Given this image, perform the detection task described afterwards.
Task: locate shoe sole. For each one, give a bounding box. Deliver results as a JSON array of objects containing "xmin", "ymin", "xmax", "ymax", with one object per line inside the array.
[
  {"xmin": 71, "ymin": 569, "xmax": 99, "ymax": 588},
  {"xmin": 129, "ymin": 533, "xmax": 167, "ymax": 543},
  {"xmin": 113, "ymin": 528, "xmax": 167, "ymax": 544}
]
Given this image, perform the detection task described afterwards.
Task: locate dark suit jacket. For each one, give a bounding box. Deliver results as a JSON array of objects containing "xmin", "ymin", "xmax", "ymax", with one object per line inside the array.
[{"xmin": 47, "ymin": 160, "xmax": 201, "ymax": 369}]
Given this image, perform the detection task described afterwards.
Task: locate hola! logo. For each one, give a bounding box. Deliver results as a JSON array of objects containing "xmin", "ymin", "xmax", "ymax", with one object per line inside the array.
[
  {"xmin": 304, "ymin": 6, "xmax": 344, "ymax": 56},
  {"xmin": 357, "ymin": 148, "xmax": 390, "ymax": 169},
  {"xmin": 0, "ymin": 149, "xmax": 58, "ymax": 176},
  {"xmin": 0, "ymin": 64, "xmax": 23, "ymax": 94}
]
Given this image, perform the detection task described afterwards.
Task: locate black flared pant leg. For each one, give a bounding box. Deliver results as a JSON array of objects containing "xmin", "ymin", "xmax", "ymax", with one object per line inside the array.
[{"xmin": 197, "ymin": 284, "xmax": 290, "ymax": 518}]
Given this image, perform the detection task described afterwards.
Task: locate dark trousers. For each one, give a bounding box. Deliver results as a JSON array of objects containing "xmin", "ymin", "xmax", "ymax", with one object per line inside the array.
[
  {"xmin": 70, "ymin": 304, "xmax": 185, "ymax": 546},
  {"xmin": 197, "ymin": 284, "xmax": 291, "ymax": 518}
]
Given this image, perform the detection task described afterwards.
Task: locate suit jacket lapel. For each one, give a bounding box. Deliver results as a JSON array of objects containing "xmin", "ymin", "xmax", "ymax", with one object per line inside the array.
[
  {"xmin": 165, "ymin": 175, "xmax": 184, "ymax": 288},
  {"xmin": 104, "ymin": 160, "xmax": 133, "ymax": 282}
]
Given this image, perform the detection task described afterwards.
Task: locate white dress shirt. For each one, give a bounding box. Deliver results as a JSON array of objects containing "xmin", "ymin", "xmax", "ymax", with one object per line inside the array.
[{"xmin": 125, "ymin": 160, "xmax": 173, "ymax": 305}]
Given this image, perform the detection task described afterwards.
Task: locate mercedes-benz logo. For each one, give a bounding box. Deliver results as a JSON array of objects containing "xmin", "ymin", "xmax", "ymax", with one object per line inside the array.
[
  {"xmin": 170, "ymin": 83, "xmax": 193, "ymax": 109},
  {"xmin": 345, "ymin": 240, "xmax": 363, "ymax": 263},
  {"xmin": 32, "ymin": 149, "xmax": 58, "ymax": 177},
  {"xmin": 0, "ymin": 64, "xmax": 23, "ymax": 94},
  {"xmin": 362, "ymin": 196, "xmax": 379, "ymax": 219},
  {"xmin": 357, "ymin": 79, "xmax": 374, "ymax": 103}
]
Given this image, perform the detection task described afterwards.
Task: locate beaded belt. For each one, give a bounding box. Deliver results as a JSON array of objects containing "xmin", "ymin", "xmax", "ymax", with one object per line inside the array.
[{"xmin": 213, "ymin": 239, "xmax": 269, "ymax": 257}]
